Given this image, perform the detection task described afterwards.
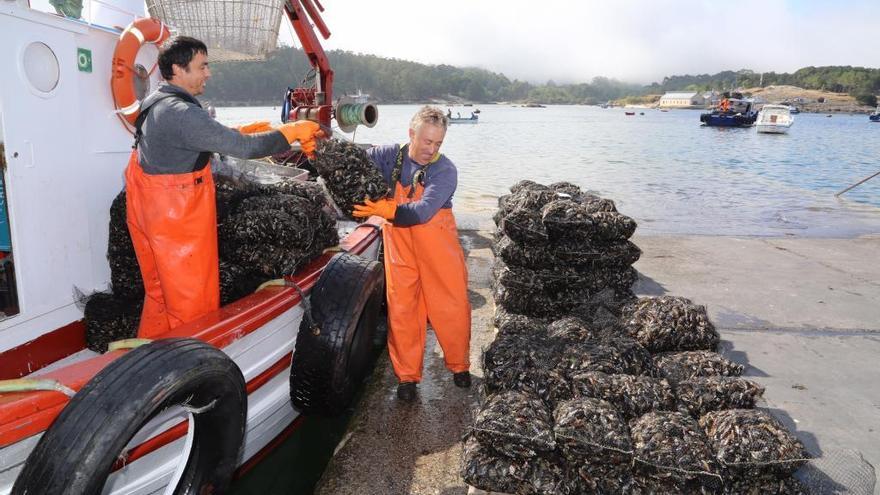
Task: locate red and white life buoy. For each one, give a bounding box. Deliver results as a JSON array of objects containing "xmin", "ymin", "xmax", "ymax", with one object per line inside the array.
[{"xmin": 110, "ymin": 18, "xmax": 170, "ymax": 128}]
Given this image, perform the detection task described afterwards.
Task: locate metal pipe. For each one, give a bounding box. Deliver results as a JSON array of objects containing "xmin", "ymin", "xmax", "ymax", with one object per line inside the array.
[{"xmin": 836, "ymin": 169, "xmax": 880, "ymax": 197}]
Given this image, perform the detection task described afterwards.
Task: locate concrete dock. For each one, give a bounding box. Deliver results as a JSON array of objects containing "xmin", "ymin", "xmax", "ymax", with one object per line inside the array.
[{"xmin": 314, "ymin": 231, "xmax": 880, "ymax": 495}]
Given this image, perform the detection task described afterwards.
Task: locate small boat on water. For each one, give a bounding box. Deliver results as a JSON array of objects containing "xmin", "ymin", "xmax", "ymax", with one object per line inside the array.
[
  {"xmin": 756, "ymin": 104, "xmax": 794, "ymax": 134},
  {"xmin": 870, "ymin": 106, "xmax": 880, "ymax": 122},
  {"xmin": 449, "ymin": 114, "xmax": 479, "ymax": 124},
  {"xmin": 624, "ymin": 111, "xmax": 636, "ymax": 116},
  {"xmin": 699, "ymin": 97, "xmax": 758, "ymax": 127}
]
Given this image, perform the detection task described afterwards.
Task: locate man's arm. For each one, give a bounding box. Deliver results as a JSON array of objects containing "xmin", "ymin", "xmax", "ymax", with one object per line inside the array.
[{"xmin": 176, "ymin": 105, "xmax": 290, "ymax": 159}]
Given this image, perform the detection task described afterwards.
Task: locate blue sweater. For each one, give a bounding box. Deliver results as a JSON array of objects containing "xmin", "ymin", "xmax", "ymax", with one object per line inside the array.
[{"xmin": 366, "ymin": 144, "xmax": 457, "ymax": 226}]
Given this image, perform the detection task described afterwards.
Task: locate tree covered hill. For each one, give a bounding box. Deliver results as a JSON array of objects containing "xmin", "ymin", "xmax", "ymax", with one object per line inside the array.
[
  {"xmin": 202, "ymin": 47, "xmax": 880, "ymax": 106},
  {"xmin": 202, "ymin": 46, "xmax": 641, "ymax": 105}
]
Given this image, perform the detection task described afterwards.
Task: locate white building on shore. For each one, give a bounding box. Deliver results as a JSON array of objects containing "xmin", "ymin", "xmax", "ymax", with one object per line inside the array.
[{"xmin": 659, "ymin": 91, "xmax": 706, "ymax": 108}]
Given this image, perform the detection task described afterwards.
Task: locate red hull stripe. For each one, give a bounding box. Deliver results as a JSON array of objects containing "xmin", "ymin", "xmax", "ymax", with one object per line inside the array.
[
  {"xmin": 110, "ymin": 353, "xmax": 294, "ymax": 471},
  {"xmin": 233, "ymin": 415, "xmax": 306, "ymax": 479},
  {"xmin": 0, "ymin": 321, "xmax": 87, "ymax": 380},
  {"xmin": 0, "ymin": 220, "xmax": 380, "ymax": 449}
]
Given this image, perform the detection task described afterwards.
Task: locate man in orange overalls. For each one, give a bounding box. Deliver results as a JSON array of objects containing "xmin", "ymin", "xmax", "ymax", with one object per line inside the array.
[
  {"xmin": 127, "ymin": 36, "xmax": 322, "ymax": 338},
  {"xmin": 353, "ymin": 106, "xmax": 471, "ymax": 401}
]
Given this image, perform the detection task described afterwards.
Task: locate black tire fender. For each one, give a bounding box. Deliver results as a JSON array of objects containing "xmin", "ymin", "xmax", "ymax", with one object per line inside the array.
[
  {"xmin": 290, "ymin": 251, "xmax": 384, "ymax": 416},
  {"xmin": 13, "ymin": 338, "xmax": 247, "ymax": 495}
]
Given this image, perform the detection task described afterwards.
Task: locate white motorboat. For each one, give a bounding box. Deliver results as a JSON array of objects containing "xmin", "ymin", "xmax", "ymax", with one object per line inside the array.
[{"xmin": 756, "ymin": 104, "xmax": 794, "ymax": 134}]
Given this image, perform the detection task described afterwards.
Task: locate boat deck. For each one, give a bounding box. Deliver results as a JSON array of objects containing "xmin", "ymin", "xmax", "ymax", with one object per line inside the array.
[{"xmin": 314, "ymin": 229, "xmax": 880, "ymax": 495}]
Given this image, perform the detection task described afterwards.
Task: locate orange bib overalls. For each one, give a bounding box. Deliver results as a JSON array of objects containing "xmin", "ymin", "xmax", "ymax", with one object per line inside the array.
[
  {"xmin": 124, "ymin": 150, "xmax": 220, "ymax": 338},
  {"xmin": 383, "ymin": 177, "xmax": 471, "ymax": 383}
]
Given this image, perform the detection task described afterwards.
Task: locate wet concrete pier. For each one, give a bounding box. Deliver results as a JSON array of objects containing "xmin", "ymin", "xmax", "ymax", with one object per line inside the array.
[{"xmin": 314, "ymin": 231, "xmax": 880, "ymax": 495}]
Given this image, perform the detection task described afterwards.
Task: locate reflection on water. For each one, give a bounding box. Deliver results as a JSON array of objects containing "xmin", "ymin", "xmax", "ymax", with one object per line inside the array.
[{"xmin": 217, "ymin": 105, "xmax": 880, "ymax": 237}]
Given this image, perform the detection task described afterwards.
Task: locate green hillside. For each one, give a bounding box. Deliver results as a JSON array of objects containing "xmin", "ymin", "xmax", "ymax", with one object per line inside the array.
[{"xmin": 202, "ymin": 47, "xmax": 880, "ymax": 106}]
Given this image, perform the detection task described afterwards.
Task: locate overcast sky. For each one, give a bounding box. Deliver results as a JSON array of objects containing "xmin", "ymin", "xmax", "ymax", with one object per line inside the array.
[{"xmin": 278, "ymin": 0, "xmax": 879, "ymax": 85}]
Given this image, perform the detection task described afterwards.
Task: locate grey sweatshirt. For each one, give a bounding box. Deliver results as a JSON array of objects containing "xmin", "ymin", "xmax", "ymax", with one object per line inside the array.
[
  {"xmin": 137, "ymin": 84, "xmax": 290, "ymax": 175},
  {"xmin": 366, "ymin": 144, "xmax": 457, "ymax": 226}
]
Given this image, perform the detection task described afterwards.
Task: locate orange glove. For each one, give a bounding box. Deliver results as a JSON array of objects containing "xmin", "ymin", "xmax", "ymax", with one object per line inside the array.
[
  {"xmin": 237, "ymin": 121, "xmax": 273, "ymax": 134},
  {"xmin": 277, "ymin": 120, "xmax": 323, "ymax": 159},
  {"xmin": 353, "ymin": 198, "xmax": 397, "ymax": 220}
]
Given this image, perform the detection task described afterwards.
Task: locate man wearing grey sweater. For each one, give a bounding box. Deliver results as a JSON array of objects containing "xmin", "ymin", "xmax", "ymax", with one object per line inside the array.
[{"xmin": 126, "ymin": 36, "xmax": 322, "ymax": 337}]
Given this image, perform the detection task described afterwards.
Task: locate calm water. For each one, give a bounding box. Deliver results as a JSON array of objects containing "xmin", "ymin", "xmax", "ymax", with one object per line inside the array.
[{"xmin": 217, "ymin": 105, "xmax": 880, "ymax": 237}]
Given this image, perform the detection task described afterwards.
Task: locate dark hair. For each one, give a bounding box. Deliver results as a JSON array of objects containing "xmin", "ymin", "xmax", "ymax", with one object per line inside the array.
[{"xmin": 158, "ymin": 36, "xmax": 208, "ymax": 80}]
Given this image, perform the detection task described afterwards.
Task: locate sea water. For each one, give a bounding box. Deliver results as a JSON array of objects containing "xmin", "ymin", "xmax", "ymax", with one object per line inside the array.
[{"xmin": 217, "ymin": 105, "xmax": 880, "ymax": 237}]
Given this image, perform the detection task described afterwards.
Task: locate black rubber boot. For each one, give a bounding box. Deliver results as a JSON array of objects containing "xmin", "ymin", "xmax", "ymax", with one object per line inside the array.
[
  {"xmin": 397, "ymin": 382, "xmax": 417, "ymax": 401},
  {"xmin": 453, "ymin": 371, "xmax": 472, "ymax": 388}
]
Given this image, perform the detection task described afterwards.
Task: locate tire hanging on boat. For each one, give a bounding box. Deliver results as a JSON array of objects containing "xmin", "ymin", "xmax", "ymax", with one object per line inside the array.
[
  {"xmin": 12, "ymin": 338, "xmax": 247, "ymax": 495},
  {"xmin": 289, "ymin": 252, "xmax": 384, "ymax": 416}
]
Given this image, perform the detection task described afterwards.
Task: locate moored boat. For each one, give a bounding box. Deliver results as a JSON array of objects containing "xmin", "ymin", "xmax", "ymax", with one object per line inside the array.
[
  {"xmin": 0, "ymin": 0, "xmax": 385, "ymax": 492},
  {"xmin": 870, "ymin": 106, "xmax": 880, "ymax": 122},
  {"xmin": 449, "ymin": 114, "xmax": 479, "ymax": 124},
  {"xmin": 699, "ymin": 98, "xmax": 758, "ymax": 127},
  {"xmin": 756, "ymin": 104, "xmax": 794, "ymax": 134}
]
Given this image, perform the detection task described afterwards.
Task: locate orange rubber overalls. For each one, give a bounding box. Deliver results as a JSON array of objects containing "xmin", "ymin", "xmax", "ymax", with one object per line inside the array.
[
  {"xmin": 383, "ymin": 159, "xmax": 471, "ymax": 383},
  {"xmin": 125, "ymin": 115, "xmax": 219, "ymax": 338}
]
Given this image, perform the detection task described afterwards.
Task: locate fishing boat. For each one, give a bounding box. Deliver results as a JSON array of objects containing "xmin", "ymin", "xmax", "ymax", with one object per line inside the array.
[
  {"xmin": 699, "ymin": 98, "xmax": 758, "ymax": 127},
  {"xmin": 756, "ymin": 104, "xmax": 794, "ymax": 134},
  {"xmin": 0, "ymin": 0, "xmax": 385, "ymax": 492},
  {"xmin": 449, "ymin": 114, "xmax": 479, "ymax": 124},
  {"xmin": 870, "ymin": 106, "xmax": 880, "ymax": 122}
]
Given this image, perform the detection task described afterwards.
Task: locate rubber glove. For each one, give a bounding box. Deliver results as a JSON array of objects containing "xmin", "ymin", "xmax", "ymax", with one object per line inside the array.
[
  {"xmin": 237, "ymin": 121, "xmax": 273, "ymax": 134},
  {"xmin": 277, "ymin": 120, "xmax": 322, "ymax": 159},
  {"xmin": 353, "ymin": 198, "xmax": 397, "ymax": 220}
]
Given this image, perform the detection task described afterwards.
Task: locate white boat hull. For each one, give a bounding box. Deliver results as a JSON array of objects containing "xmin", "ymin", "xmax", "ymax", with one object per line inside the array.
[{"xmin": 756, "ymin": 123, "xmax": 791, "ymax": 134}]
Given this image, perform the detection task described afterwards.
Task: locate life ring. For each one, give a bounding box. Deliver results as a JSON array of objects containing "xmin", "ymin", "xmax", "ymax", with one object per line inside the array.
[
  {"xmin": 290, "ymin": 252, "xmax": 385, "ymax": 416},
  {"xmin": 12, "ymin": 338, "xmax": 247, "ymax": 494},
  {"xmin": 111, "ymin": 17, "xmax": 171, "ymax": 128}
]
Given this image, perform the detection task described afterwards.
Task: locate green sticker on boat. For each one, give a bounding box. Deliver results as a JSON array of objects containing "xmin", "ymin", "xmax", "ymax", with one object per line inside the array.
[{"xmin": 77, "ymin": 48, "xmax": 92, "ymax": 73}]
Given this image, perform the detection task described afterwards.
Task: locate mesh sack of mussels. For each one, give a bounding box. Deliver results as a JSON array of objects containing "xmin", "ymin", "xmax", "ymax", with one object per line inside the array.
[
  {"xmin": 493, "ymin": 258, "xmax": 638, "ymax": 297},
  {"xmin": 552, "ymin": 398, "xmax": 633, "ymax": 487},
  {"xmin": 461, "ymin": 435, "xmax": 586, "ymax": 495},
  {"xmin": 700, "ymin": 409, "xmax": 810, "ymax": 479},
  {"xmin": 527, "ymin": 454, "xmax": 591, "ymax": 495},
  {"xmin": 492, "ymin": 283, "xmax": 584, "ymax": 318},
  {"xmin": 107, "ymin": 191, "xmax": 144, "ymax": 300},
  {"xmin": 493, "ymin": 307, "xmax": 548, "ymax": 337},
  {"xmin": 313, "ymin": 139, "xmax": 391, "ymax": 221},
  {"xmin": 652, "ymin": 350, "xmax": 744, "ymax": 383},
  {"xmin": 218, "ymin": 259, "xmax": 266, "ymax": 306},
  {"xmin": 493, "ymin": 234, "xmax": 641, "ymax": 271},
  {"xmin": 219, "ymin": 192, "xmax": 338, "ymax": 277},
  {"xmin": 621, "ymin": 296, "xmax": 720, "ymax": 353},
  {"xmin": 675, "ymin": 376, "xmax": 765, "ymax": 417},
  {"xmin": 482, "ymin": 331, "xmax": 573, "ymax": 407},
  {"xmin": 460, "ymin": 434, "xmax": 532, "ymax": 494},
  {"xmin": 555, "ymin": 336, "xmax": 654, "ymax": 377},
  {"xmin": 83, "ymin": 292, "xmax": 142, "ymax": 353},
  {"xmin": 630, "ymin": 411, "xmax": 723, "ymax": 492},
  {"xmin": 720, "ymin": 475, "xmax": 806, "ymax": 495},
  {"xmin": 571, "ymin": 371, "xmax": 676, "ymax": 420},
  {"xmin": 541, "ymin": 200, "xmax": 637, "ymax": 243},
  {"xmin": 546, "ymin": 315, "xmax": 615, "ymax": 344},
  {"xmin": 472, "ymin": 390, "xmax": 556, "ymax": 458}
]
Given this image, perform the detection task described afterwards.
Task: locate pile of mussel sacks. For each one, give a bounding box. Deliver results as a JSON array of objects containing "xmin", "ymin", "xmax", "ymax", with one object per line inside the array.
[
  {"xmin": 462, "ymin": 180, "xmax": 810, "ymax": 494},
  {"xmin": 84, "ymin": 171, "xmax": 338, "ymax": 353}
]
